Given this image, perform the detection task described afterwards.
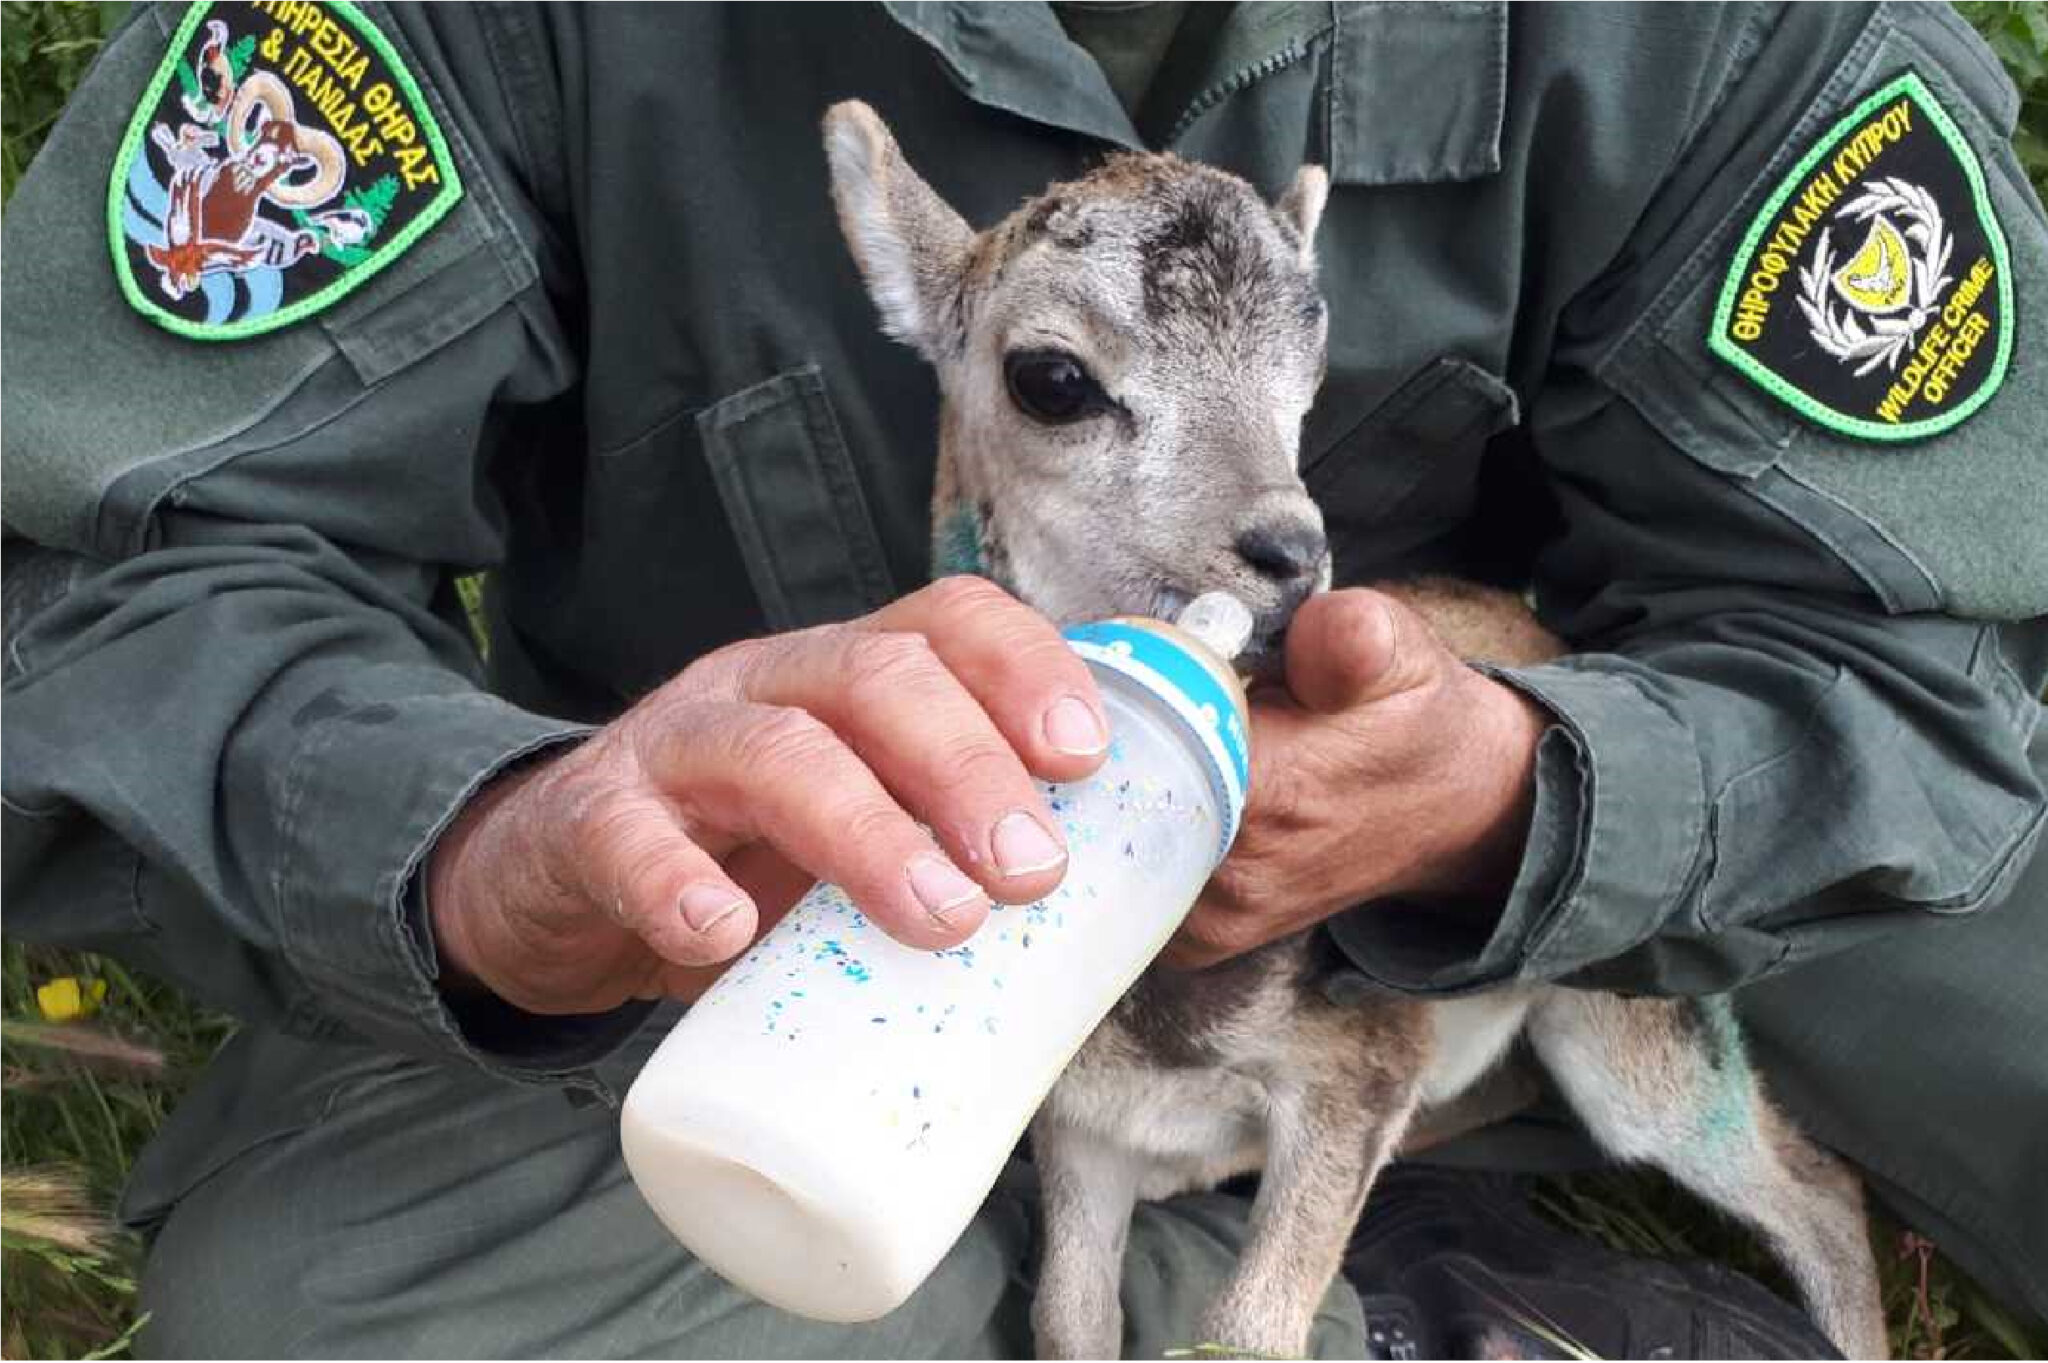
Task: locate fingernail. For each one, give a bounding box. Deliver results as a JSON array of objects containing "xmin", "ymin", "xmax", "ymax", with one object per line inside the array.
[
  {"xmin": 991, "ymin": 809, "xmax": 1067, "ymax": 877},
  {"xmin": 907, "ymin": 854, "xmax": 986, "ymax": 923},
  {"xmin": 679, "ymin": 884, "xmax": 748, "ymax": 934},
  {"xmin": 1044, "ymin": 695, "xmax": 1108, "ymax": 755}
]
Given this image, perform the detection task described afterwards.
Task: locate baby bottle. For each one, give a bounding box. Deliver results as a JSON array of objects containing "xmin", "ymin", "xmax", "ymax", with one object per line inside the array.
[{"xmin": 619, "ymin": 594, "xmax": 1255, "ymax": 1323}]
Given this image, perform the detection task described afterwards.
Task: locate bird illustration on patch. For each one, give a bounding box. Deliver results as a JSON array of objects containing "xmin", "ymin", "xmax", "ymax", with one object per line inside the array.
[
  {"xmin": 1798, "ymin": 177, "xmax": 1953, "ymax": 377},
  {"xmin": 1831, "ymin": 214, "xmax": 1912, "ymax": 314}
]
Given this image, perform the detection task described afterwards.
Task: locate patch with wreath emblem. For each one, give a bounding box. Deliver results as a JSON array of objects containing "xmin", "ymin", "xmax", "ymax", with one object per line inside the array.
[
  {"xmin": 108, "ymin": 0, "xmax": 461, "ymax": 340},
  {"xmin": 1709, "ymin": 71, "xmax": 2013, "ymax": 442}
]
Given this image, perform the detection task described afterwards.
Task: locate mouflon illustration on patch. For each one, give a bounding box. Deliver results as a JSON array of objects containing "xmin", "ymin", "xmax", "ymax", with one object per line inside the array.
[
  {"xmin": 108, "ymin": 0, "xmax": 462, "ymax": 340},
  {"xmin": 1709, "ymin": 70, "xmax": 2013, "ymax": 442}
]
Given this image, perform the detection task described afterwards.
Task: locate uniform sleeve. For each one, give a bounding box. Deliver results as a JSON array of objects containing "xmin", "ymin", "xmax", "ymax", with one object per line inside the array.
[
  {"xmin": 1330, "ymin": 2, "xmax": 2048, "ymax": 998},
  {"xmin": 0, "ymin": 3, "xmax": 634, "ymax": 1081}
]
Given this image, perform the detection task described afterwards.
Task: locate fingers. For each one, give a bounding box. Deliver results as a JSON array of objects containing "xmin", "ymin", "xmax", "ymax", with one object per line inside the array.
[
  {"xmin": 1161, "ymin": 893, "xmax": 1278, "ymax": 971},
  {"xmin": 1283, "ymin": 589, "xmax": 1445, "ymax": 714},
  {"xmin": 649, "ymin": 848, "xmax": 813, "ymax": 1004},
  {"xmin": 1164, "ymin": 853, "xmax": 1290, "ymax": 970},
  {"xmin": 634, "ymin": 700, "xmax": 991, "ymax": 950},
  {"xmin": 687, "ymin": 594, "xmax": 1080, "ymax": 906},
  {"xmin": 723, "ymin": 842, "xmax": 817, "ymax": 924},
  {"xmin": 606, "ymin": 575, "xmax": 1095, "ymax": 962},
  {"xmin": 754, "ymin": 628, "xmax": 1073, "ymax": 898},
  {"xmin": 560, "ymin": 783, "xmax": 760, "ymax": 968},
  {"xmin": 867, "ymin": 576, "xmax": 1110, "ymax": 782},
  {"xmin": 1159, "ymin": 902, "xmax": 1239, "ymax": 971}
]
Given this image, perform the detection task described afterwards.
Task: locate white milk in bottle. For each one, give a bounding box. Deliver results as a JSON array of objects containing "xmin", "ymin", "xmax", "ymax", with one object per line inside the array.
[{"xmin": 620, "ymin": 594, "xmax": 1255, "ymax": 1322}]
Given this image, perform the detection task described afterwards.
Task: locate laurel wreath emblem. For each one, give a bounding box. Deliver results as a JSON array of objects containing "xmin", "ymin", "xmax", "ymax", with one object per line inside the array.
[{"xmin": 1797, "ymin": 177, "xmax": 1955, "ymax": 377}]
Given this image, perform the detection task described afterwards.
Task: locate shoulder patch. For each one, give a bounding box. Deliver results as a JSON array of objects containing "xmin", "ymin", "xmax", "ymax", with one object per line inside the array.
[
  {"xmin": 1709, "ymin": 70, "xmax": 2013, "ymax": 442},
  {"xmin": 108, "ymin": 1, "xmax": 462, "ymax": 341}
]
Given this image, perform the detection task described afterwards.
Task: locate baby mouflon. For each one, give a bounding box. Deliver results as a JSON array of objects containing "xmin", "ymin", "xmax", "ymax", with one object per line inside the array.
[{"xmin": 823, "ymin": 99, "xmax": 1886, "ymax": 1361}]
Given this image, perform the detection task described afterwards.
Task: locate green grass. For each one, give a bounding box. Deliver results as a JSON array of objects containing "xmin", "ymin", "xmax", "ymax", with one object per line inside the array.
[
  {"xmin": 0, "ymin": 2, "xmax": 120, "ymax": 202},
  {"xmin": 1, "ymin": 947, "xmax": 233, "ymax": 1358},
  {"xmin": 5, "ymin": 1, "xmax": 2048, "ymax": 1357}
]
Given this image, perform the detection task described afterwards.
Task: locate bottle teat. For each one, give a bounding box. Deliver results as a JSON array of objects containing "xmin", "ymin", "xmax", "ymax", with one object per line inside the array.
[{"xmin": 1173, "ymin": 592, "xmax": 1254, "ymax": 665}]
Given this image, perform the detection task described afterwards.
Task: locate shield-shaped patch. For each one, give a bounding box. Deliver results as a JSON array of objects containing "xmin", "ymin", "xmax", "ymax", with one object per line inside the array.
[
  {"xmin": 108, "ymin": 0, "xmax": 463, "ymax": 341},
  {"xmin": 1708, "ymin": 70, "xmax": 2014, "ymax": 442}
]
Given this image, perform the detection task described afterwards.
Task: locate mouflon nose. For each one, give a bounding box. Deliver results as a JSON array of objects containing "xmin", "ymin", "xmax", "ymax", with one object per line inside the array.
[{"xmin": 1234, "ymin": 519, "xmax": 1328, "ymax": 585}]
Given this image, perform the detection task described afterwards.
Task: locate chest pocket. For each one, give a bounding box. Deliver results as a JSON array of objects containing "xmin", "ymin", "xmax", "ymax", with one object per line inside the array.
[
  {"xmin": 1304, "ymin": 356, "xmax": 1521, "ymax": 584},
  {"xmin": 699, "ymin": 365, "xmax": 898, "ymax": 632},
  {"xmin": 1598, "ymin": 13, "xmax": 2048, "ymax": 620}
]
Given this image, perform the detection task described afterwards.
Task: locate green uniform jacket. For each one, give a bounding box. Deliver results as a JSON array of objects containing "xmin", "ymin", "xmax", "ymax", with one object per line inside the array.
[{"xmin": 5, "ymin": 2, "xmax": 2047, "ymax": 1095}]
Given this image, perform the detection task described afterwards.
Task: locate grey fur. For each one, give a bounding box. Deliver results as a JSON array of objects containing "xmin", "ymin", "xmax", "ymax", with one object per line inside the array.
[{"xmin": 823, "ymin": 101, "xmax": 1887, "ymax": 1361}]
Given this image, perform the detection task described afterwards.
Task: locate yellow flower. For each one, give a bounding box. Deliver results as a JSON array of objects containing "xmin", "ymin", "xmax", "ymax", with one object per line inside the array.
[{"xmin": 34, "ymin": 977, "xmax": 108, "ymax": 1023}]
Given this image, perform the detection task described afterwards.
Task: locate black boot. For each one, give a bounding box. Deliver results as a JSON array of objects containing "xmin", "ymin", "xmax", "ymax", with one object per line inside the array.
[{"xmin": 1343, "ymin": 1164, "xmax": 1847, "ymax": 1360}]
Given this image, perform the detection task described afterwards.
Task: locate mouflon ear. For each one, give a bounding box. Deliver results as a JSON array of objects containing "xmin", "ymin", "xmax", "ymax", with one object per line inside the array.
[
  {"xmin": 823, "ymin": 100, "xmax": 976, "ymax": 361},
  {"xmin": 1274, "ymin": 165, "xmax": 1330, "ymax": 268}
]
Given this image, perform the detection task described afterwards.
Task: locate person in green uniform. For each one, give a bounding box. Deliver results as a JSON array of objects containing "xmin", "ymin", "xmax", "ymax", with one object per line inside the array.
[{"xmin": 4, "ymin": 2, "xmax": 2045, "ymax": 1356}]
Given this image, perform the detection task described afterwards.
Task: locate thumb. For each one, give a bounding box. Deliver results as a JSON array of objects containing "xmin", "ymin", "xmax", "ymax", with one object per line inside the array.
[{"xmin": 1281, "ymin": 589, "xmax": 1453, "ymax": 714}]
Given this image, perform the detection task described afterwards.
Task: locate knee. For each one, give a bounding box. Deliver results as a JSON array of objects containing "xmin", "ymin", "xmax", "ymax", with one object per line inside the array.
[{"xmin": 137, "ymin": 1186, "xmax": 318, "ymax": 1358}]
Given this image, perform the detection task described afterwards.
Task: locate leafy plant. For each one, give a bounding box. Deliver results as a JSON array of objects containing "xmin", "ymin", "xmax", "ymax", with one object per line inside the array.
[
  {"xmin": 1955, "ymin": 2, "xmax": 2048, "ymax": 195},
  {"xmin": 0, "ymin": 2, "xmax": 119, "ymax": 202}
]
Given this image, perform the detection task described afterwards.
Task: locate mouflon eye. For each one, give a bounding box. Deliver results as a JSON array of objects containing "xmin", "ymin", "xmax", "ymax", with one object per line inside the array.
[{"xmin": 1005, "ymin": 350, "xmax": 1109, "ymax": 425}]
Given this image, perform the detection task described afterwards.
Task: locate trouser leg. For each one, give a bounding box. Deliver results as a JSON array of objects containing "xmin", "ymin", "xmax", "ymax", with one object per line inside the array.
[
  {"xmin": 1411, "ymin": 844, "xmax": 2048, "ymax": 1328},
  {"xmin": 1736, "ymin": 814, "xmax": 2048, "ymax": 1325},
  {"xmin": 1408, "ymin": 739, "xmax": 2048, "ymax": 1327},
  {"xmin": 131, "ymin": 1026, "xmax": 1368, "ymax": 1359}
]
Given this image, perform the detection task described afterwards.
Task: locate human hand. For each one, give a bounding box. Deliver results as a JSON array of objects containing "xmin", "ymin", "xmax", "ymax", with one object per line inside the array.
[
  {"xmin": 1164, "ymin": 589, "xmax": 1546, "ymax": 969},
  {"xmin": 427, "ymin": 577, "xmax": 1110, "ymax": 1015}
]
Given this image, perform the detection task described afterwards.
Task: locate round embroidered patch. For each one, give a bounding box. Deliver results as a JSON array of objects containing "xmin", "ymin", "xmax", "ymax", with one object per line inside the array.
[
  {"xmin": 1708, "ymin": 70, "xmax": 2013, "ymax": 442},
  {"xmin": 107, "ymin": 0, "xmax": 463, "ymax": 341}
]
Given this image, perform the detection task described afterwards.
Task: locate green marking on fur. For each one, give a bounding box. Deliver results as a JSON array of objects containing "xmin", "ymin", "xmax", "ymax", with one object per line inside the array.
[
  {"xmin": 934, "ymin": 503, "xmax": 986, "ymax": 576},
  {"xmin": 1694, "ymin": 996, "xmax": 1756, "ymax": 1151}
]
